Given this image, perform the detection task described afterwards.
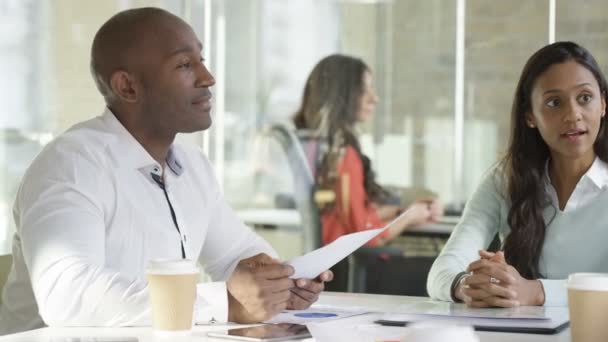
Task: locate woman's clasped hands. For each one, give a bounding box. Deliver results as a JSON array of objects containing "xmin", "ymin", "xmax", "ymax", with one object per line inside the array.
[{"xmin": 456, "ymin": 250, "xmax": 545, "ymax": 308}]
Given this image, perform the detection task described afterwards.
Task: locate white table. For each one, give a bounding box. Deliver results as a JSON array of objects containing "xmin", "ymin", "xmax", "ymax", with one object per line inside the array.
[
  {"xmin": 236, "ymin": 209, "xmax": 457, "ymax": 235},
  {"xmin": 237, "ymin": 209, "xmax": 301, "ymax": 230},
  {"xmin": 0, "ymin": 292, "xmax": 570, "ymax": 342}
]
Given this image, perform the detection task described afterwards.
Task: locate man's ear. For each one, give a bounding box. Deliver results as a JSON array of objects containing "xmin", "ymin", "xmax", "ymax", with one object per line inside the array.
[
  {"xmin": 109, "ymin": 70, "xmax": 138, "ymax": 103},
  {"xmin": 525, "ymin": 112, "xmax": 536, "ymax": 128}
]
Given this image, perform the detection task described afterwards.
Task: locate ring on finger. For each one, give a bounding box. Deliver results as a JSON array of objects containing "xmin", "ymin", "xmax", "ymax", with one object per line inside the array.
[{"xmin": 489, "ymin": 276, "xmax": 500, "ymax": 284}]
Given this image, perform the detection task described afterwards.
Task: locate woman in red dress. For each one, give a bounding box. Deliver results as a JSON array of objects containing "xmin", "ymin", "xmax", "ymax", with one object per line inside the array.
[{"xmin": 293, "ymin": 54, "xmax": 443, "ymax": 247}]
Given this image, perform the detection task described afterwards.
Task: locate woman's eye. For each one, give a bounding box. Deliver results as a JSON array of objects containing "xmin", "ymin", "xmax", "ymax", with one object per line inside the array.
[
  {"xmin": 546, "ymin": 98, "xmax": 560, "ymax": 108},
  {"xmin": 579, "ymin": 94, "xmax": 592, "ymax": 104}
]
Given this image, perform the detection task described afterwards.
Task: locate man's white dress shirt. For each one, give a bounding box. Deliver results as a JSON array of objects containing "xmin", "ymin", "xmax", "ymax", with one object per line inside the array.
[
  {"xmin": 428, "ymin": 157, "xmax": 608, "ymax": 306},
  {"xmin": 0, "ymin": 108, "xmax": 276, "ymax": 335}
]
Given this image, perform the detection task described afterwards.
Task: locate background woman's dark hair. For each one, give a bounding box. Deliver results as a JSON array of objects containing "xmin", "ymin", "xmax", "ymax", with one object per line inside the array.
[
  {"xmin": 500, "ymin": 41, "xmax": 608, "ymax": 279},
  {"xmin": 293, "ymin": 54, "xmax": 386, "ymax": 206}
]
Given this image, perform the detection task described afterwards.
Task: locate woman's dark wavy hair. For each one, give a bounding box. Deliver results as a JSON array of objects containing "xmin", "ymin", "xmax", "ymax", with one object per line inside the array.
[
  {"xmin": 500, "ymin": 41, "xmax": 608, "ymax": 279},
  {"xmin": 293, "ymin": 54, "xmax": 386, "ymax": 205}
]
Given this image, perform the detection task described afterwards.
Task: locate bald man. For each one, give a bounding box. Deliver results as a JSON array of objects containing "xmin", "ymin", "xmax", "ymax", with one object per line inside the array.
[{"xmin": 0, "ymin": 7, "xmax": 331, "ymax": 335}]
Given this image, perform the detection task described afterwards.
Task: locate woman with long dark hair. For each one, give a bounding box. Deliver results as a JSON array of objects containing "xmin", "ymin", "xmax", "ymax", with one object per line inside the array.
[
  {"xmin": 428, "ymin": 41, "xmax": 608, "ymax": 307},
  {"xmin": 294, "ymin": 54, "xmax": 442, "ymax": 247}
]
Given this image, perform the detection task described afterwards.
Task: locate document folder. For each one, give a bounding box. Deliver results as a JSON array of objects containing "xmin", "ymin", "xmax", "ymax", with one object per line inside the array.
[{"xmin": 375, "ymin": 302, "xmax": 570, "ymax": 335}]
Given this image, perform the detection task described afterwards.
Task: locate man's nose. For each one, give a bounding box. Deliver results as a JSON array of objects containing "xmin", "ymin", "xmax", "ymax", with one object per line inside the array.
[{"xmin": 195, "ymin": 63, "xmax": 215, "ymax": 88}]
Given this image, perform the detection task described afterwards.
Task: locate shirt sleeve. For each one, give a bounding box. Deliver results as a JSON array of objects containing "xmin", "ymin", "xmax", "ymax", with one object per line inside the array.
[
  {"xmin": 194, "ymin": 153, "xmax": 278, "ymax": 323},
  {"xmin": 194, "ymin": 282, "xmax": 229, "ymax": 324},
  {"xmin": 16, "ymin": 146, "xmax": 152, "ymax": 327},
  {"xmin": 426, "ymin": 169, "xmax": 504, "ymax": 301},
  {"xmin": 336, "ymin": 146, "xmax": 387, "ymax": 246}
]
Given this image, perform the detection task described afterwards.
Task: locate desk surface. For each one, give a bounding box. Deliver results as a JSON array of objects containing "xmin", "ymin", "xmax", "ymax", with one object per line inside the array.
[
  {"xmin": 237, "ymin": 208, "xmax": 301, "ymax": 228},
  {"xmin": 1, "ymin": 292, "xmax": 570, "ymax": 342},
  {"xmin": 237, "ymin": 209, "xmax": 457, "ymax": 235}
]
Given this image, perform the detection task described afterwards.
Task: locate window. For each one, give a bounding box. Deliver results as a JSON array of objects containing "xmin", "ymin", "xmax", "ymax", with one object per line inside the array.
[
  {"xmin": 0, "ymin": 0, "xmax": 197, "ymax": 254},
  {"xmin": 3, "ymin": 0, "xmax": 608, "ymax": 255}
]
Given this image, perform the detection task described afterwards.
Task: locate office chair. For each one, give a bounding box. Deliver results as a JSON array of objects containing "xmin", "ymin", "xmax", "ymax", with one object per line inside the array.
[
  {"xmin": 265, "ymin": 124, "xmax": 322, "ymax": 252},
  {"xmin": 267, "ymin": 125, "xmax": 443, "ymax": 295}
]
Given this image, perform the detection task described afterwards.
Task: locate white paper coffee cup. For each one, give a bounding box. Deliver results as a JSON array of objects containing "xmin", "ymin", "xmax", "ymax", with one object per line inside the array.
[
  {"xmin": 400, "ymin": 321, "xmax": 479, "ymax": 342},
  {"xmin": 567, "ymin": 273, "xmax": 608, "ymax": 342},
  {"xmin": 146, "ymin": 259, "xmax": 199, "ymax": 336}
]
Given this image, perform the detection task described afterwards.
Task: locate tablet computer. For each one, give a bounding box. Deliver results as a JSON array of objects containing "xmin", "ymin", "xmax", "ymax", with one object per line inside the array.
[{"xmin": 207, "ymin": 323, "xmax": 311, "ymax": 341}]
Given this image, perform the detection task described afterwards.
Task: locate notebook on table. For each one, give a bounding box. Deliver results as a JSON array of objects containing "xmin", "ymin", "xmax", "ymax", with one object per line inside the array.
[{"xmin": 375, "ymin": 301, "xmax": 569, "ymax": 335}]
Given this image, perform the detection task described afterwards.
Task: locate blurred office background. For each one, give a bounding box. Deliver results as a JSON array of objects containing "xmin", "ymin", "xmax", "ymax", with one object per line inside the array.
[{"xmin": 1, "ymin": 0, "xmax": 608, "ymax": 258}]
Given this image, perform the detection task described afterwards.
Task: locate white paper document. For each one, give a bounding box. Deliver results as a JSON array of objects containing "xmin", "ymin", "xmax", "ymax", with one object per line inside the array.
[
  {"xmin": 264, "ymin": 305, "xmax": 368, "ymax": 324},
  {"xmin": 307, "ymin": 313, "xmax": 406, "ymax": 342},
  {"xmin": 286, "ymin": 208, "xmax": 415, "ymax": 279},
  {"xmin": 286, "ymin": 227, "xmax": 384, "ymax": 279}
]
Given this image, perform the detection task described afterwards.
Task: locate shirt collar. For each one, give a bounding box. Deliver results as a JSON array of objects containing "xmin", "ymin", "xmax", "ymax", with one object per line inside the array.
[
  {"xmin": 583, "ymin": 157, "xmax": 608, "ymax": 189},
  {"xmin": 544, "ymin": 156, "xmax": 608, "ymax": 190},
  {"xmin": 101, "ymin": 107, "xmax": 184, "ymax": 177}
]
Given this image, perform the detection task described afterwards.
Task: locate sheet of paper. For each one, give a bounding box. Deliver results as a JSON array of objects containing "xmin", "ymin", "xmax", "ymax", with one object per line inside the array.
[
  {"xmin": 307, "ymin": 313, "xmax": 407, "ymax": 342},
  {"xmin": 394, "ymin": 300, "xmax": 552, "ymax": 320},
  {"xmin": 286, "ymin": 208, "xmax": 415, "ymax": 279},
  {"xmin": 263, "ymin": 305, "xmax": 368, "ymax": 324},
  {"xmin": 286, "ymin": 227, "xmax": 383, "ymax": 279}
]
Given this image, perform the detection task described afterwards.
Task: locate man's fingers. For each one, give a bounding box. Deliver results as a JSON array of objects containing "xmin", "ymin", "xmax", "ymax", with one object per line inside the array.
[
  {"xmin": 240, "ymin": 253, "xmax": 280, "ymax": 267},
  {"xmin": 288, "ymin": 289, "xmax": 318, "ymax": 310},
  {"xmin": 264, "ymin": 297, "xmax": 289, "ymax": 319},
  {"xmin": 290, "ymin": 288, "xmax": 317, "ymax": 304},
  {"xmin": 291, "ymin": 286, "xmax": 321, "ymax": 302},
  {"xmin": 318, "ymin": 270, "xmax": 333, "ymax": 282},
  {"xmin": 294, "ymin": 270, "xmax": 332, "ymax": 288},
  {"xmin": 257, "ymin": 264, "xmax": 295, "ymax": 280},
  {"xmin": 260, "ymin": 277, "xmax": 294, "ymax": 295}
]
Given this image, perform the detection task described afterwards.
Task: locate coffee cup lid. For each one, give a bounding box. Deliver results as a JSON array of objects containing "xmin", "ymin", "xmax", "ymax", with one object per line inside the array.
[
  {"xmin": 400, "ymin": 321, "xmax": 479, "ymax": 342},
  {"xmin": 567, "ymin": 273, "xmax": 608, "ymax": 291},
  {"xmin": 146, "ymin": 259, "xmax": 199, "ymax": 275}
]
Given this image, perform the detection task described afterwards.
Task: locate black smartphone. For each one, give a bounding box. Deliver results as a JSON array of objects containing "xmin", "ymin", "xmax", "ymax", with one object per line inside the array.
[{"xmin": 207, "ymin": 323, "xmax": 311, "ymax": 341}]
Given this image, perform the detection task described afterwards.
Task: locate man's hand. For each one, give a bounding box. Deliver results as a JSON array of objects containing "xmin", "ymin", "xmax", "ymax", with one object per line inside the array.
[
  {"xmin": 227, "ymin": 253, "xmax": 295, "ymax": 323},
  {"xmin": 287, "ymin": 271, "xmax": 334, "ymax": 310},
  {"xmin": 458, "ymin": 250, "xmax": 545, "ymax": 308}
]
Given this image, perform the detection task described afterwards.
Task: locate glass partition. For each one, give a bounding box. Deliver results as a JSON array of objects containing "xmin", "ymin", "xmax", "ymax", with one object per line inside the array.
[{"xmin": 3, "ymin": 0, "xmax": 608, "ymax": 255}]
